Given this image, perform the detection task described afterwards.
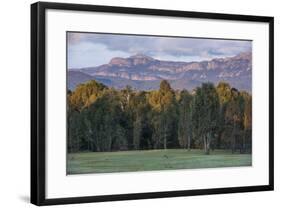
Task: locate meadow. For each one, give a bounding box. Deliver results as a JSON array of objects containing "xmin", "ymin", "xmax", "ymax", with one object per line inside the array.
[{"xmin": 67, "ymin": 149, "xmax": 252, "ymax": 174}]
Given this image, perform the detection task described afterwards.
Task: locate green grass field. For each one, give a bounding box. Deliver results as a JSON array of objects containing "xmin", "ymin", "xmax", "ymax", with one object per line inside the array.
[{"xmin": 67, "ymin": 149, "xmax": 252, "ymax": 174}]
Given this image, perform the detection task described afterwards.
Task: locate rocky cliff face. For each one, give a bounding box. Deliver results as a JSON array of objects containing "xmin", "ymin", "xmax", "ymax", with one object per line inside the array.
[{"xmin": 69, "ymin": 52, "xmax": 252, "ymax": 91}]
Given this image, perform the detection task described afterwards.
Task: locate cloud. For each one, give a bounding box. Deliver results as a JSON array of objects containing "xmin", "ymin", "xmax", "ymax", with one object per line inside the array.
[{"xmin": 67, "ymin": 32, "xmax": 252, "ymax": 68}]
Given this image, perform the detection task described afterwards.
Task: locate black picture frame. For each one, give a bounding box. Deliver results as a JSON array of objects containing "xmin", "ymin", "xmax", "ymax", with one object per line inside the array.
[{"xmin": 31, "ymin": 1, "xmax": 274, "ymax": 206}]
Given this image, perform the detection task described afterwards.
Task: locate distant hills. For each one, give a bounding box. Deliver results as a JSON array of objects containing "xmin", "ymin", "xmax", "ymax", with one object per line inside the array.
[{"xmin": 68, "ymin": 52, "xmax": 252, "ymax": 92}]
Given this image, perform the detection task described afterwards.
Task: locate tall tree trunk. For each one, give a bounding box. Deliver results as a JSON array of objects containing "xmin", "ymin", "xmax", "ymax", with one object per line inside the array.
[
  {"xmin": 206, "ymin": 133, "xmax": 210, "ymax": 155},
  {"xmin": 164, "ymin": 132, "xmax": 167, "ymax": 149},
  {"xmin": 231, "ymin": 128, "xmax": 235, "ymax": 154},
  {"xmin": 217, "ymin": 131, "xmax": 222, "ymax": 149},
  {"xmin": 242, "ymin": 130, "xmax": 246, "ymax": 154},
  {"xmin": 187, "ymin": 135, "xmax": 191, "ymax": 151},
  {"xmin": 163, "ymin": 121, "xmax": 167, "ymax": 149},
  {"xmin": 203, "ymin": 135, "xmax": 210, "ymax": 155}
]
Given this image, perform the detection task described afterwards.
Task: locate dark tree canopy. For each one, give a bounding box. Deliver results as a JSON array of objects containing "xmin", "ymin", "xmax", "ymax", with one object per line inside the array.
[{"xmin": 67, "ymin": 80, "xmax": 252, "ymax": 154}]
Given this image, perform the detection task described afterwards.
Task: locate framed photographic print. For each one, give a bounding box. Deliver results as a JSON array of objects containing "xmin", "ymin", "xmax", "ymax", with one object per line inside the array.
[{"xmin": 31, "ymin": 1, "xmax": 274, "ymax": 206}]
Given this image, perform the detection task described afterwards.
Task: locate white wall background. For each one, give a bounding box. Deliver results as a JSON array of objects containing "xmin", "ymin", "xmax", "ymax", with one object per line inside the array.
[{"xmin": 0, "ymin": 0, "xmax": 279, "ymax": 207}]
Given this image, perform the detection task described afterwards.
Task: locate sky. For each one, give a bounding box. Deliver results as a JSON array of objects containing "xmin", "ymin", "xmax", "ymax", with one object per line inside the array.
[{"xmin": 67, "ymin": 32, "xmax": 252, "ymax": 69}]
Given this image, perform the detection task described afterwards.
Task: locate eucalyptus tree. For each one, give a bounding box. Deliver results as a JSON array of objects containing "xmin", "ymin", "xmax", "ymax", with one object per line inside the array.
[
  {"xmin": 148, "ymin": 80, "xmax": 178, "ymax": 149},
  {"xmin": 68, "ymin": 80, "xmax": 107, "ymax": 111},
  {"xmin": 224, "ymin": 88, "xmax": 245, "ymax": 153},
  {"xmin": 192, "ymin": 83, "xmax": 220, "ymax": 154},
  {"xmin": 216, "ymin": 82, "xmax": 232, "ymax": 149},
  {"xmin": 241, "ymin": 91, "xmax": 252, "ymax": 153},
  {"xmin": 178, "ymin": 90, "xmax": 193, "ymax": 149}
]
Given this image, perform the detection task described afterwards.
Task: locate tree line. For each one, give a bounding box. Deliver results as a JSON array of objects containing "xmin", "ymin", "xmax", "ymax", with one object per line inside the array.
[{"xmin": 67, "ymin": 80, "xmax": 252, "ymax": 154}]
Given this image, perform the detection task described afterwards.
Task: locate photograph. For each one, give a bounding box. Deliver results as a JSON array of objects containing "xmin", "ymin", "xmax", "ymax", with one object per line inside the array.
[
  {"xmin": 30, "ymin": 2, "xmax": 273, "ymax": 205},
  {"xmin": 66, "ymin": 32, "xmax": 253, "ymax": 174}
]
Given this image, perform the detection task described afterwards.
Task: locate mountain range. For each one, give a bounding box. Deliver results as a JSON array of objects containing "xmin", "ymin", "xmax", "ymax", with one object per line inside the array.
[{"xmin": 68, "ymin": 52, "xmax": 252, "ymax": 92}]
